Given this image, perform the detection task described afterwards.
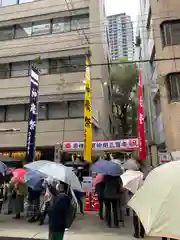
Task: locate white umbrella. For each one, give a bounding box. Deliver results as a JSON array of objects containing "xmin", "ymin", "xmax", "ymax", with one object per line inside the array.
[
  {"xmin": 25, "ymin": 160, "xmax": 83, "ymax": 192},
  {"xmin": 124, "ymin": 158, "xmax": 139, "ymax": 171},
  {"xmin": 121, "ymin": 170, "xmax": 143, "ymax": 194},
  {"xmin": 128, "ymin": 161, "xmax": 180, "ymax": 239}
]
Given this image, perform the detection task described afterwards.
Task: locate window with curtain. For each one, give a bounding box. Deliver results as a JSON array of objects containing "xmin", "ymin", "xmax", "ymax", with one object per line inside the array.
[
  {"xmin": 6, "ymin": 105, "xmax": 25, "ymax": 121},
  {"xmin": 32, "ymin": 20, "xmax": 51, "ymax": 36},
  {"xmin": 0, "ymin": 106, "xmax": 5, "ymax": 122},
  {"xmin": 48, "ymin": 102, "xmax": 68, "ymax": 119},
  {"xmin": 15, "ymin": 23, "xmax": 32, "ymax": 39},
  {"xmin": 52, "ymin": 17, "xmax": 71, "ymax": 33},
  {"xmin": 68, "ymin": 100, "xmax": 84, "ymax": 118},
  {"xmin": 161, "ymin": 20, "xmax": 180, "ymax": 46},
  {"xmin": 0, "ymin": 64, "xmax": 10, "ymax": 79},
  {"xmin": 166, "ymin": 73, "xmax": 180, "ymax": 101},
  {"xmin": 0, "ymin": 26, "xmax": 14, "ymax": 41},
  {"xmin": 11, "ymin": 62, "xmax": 29, "ymax": 77}
]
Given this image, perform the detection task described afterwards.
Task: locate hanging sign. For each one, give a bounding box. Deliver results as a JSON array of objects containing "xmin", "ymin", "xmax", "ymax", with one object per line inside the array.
[
  {"xmin": 25, "ymin": 66, "xmax": 40, "ymax": 163},
  {"xmin": 62, "ymin": 138, "xmax": 138, "ymax": 151},
  {"xmin": 83, "ymin": 56, "xmax": 92, "ymax": 163}
]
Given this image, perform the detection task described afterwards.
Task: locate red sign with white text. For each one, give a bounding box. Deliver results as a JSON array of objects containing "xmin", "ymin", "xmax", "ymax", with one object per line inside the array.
[
  {"xmin": 137, "ymin": 71, "xmax": 146, "ymax": 160},
  {"xmin": 62, "ymin": 138, "xmax": 138, "ymax": 151}
]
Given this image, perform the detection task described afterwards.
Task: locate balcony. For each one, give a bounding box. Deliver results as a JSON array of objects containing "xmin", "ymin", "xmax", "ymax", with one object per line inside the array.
[
  {"xmin": 0, "ymin": 72, "xmax": 85, "ymax": 103},
  {"xmin": 154, "ymin": 113, "xmax": 165, "ymax": 145}
]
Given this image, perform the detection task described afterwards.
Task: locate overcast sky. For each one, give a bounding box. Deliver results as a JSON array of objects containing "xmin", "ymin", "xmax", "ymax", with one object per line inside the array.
[{"xmin": 105, "ymin": 0, "xmax": 139, "ymax": 23}]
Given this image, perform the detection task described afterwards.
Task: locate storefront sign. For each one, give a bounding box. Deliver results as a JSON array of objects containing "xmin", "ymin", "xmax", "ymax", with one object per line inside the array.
[
  {"xmin": 158, "ymin": 152, "xmax": 171, "ymax": 164},
  {"xmin": 62, "ymin": 138, "xmax": 138, "ymax": 151},
  {"xmin": 0, "ymin": 151, "xmax": 41, "ymax": 161},
  {"xmin": 82, "ymin": 176, "xmax": 92, "ymax": 192}
]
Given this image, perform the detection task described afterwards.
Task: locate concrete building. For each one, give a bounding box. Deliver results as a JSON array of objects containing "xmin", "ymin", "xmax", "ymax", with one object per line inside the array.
[
  {"xmin": 0, "ymin": 0, "xmax": 112, "ymax": 160},
  {"xmin": 107, "ymin": 13, "xmax": 134, "ymax": 60},
  {"xmin": 136, "ymin": 0, "xmax": 180, "ymax": 164}
]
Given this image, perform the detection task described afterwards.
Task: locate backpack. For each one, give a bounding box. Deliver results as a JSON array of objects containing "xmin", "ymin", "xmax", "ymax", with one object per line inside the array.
[{"xmin": 65, "ymin": 194, "xmax": 77, "ymax": 228}]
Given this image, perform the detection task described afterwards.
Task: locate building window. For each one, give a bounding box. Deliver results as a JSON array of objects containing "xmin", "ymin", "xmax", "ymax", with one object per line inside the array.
[
  {"xmin": 30, "ymin": 59, "xmax": 49, "ymax": 75},
  {"xmin": 32, "ymin": 20, "xmax": 51, "ymax": 36},
  {"xmin": 0, "ymin": 27, "xmax": 14, "ymax": 41},
  {"xmin": 71, "ymin": 15, "xmax": 89, "ymax": 30},
  {"xmin": 68, "ymin": 101, "xmax": 84, "ymax": 118},
  {"xmin": 0, "ymin": 64, "xmax": 10, "ymax": 79},
  {"xmin": 161, "ymin": 20, "xmax": 180, "ymax": 46},
  {"xmin": 18, "ymin": 0, "xmax": 34, "ymax": 3},
  {"xmin": 48, "ymin": 102, "xmax": 68, "ymax": 119},
  {"xmin": 15, "ymin": 23, "xmax": 32, "ymax": 39},
  {"xmin": 38, "ymin": 103, "xmax": 47, "ymax": 120},
  {"xmin": 11, "ymin": 62, "xmax": 29, "ymax": 77},
  {"xmin": 0, "ymin": 14, "xmax": 89, "ymax": 41},
  {"xmin": 52, "ymin": 17, "xmax": 71, "ymax": 33},
  {"xmin": 6, "ymin": 105, "xmax": 25, "ymax": 121},
  {"xmin": 0, "ymin": 106, "xmax": 5, "ymax": 122},
  {"xmin": 69, "ymin": 55, "xmax": 85, "ymax": 72},
  {"xmin": 1, "ymin": 0, "xmax": 17, "ymax": 6},
  {"xmin": 50, "ymin": 57, "xmax": 70, "ymax": 74},
  {"xmin": 166, "ymin": 73, "xmax": 180, "ymax": 101}
]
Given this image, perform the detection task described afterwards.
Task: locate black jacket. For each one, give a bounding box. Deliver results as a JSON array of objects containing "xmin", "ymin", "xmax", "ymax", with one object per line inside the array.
[
  {"xmin": 95, "ymin": 182, "xmax": 105, "ymax": 198},
  {"xmin": 103, "ymin": 175, "xmax": 122, "ymax": 200},
  {"xmin": 48, "ymin": 192, "xmax": 71, "ymax": 232},
  {"xmin": 28, "ymin": 187, "xmax": 41, "ymax": 201}
]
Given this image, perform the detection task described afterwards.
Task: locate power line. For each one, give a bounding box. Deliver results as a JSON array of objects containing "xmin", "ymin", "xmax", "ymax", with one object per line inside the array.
[{"xmin": 0, "ymin": 56, "xmax": 179, "ymax": 77}]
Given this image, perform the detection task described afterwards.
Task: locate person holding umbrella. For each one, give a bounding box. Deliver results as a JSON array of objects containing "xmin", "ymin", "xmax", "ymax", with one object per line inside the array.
[
  {"xmin": 91, "ymin": 159, "xmax": 123, "ymax": 227},
  {"xmin": 0, "ymin": 173, "xmax": 4, "ymax": 214},
  {"xmin": 48, "ymin": 182, "xmax": 71, "ymax": 240}
]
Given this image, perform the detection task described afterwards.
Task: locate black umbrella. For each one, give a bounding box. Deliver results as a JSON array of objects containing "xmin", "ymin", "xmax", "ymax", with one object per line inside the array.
[
  {"xmin": 65, "ymin": 161, "xmax": 87, "ymax": 167},
  {"xmin": 0, "ymin": 155, "xmax": 23, "ymax": 168}
]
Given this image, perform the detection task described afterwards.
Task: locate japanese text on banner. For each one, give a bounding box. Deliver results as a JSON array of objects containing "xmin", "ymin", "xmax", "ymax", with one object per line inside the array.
[
  {"xmin": 137, "ymin": 70, "xmax": 146, "ymax": 160},
  {"xmin": 83, "ymin": 56, "xmax": 92, "ymax": 163},
  {"xmin": 25, "ymin": 66, "xmax": 40, "ymax": 163}
]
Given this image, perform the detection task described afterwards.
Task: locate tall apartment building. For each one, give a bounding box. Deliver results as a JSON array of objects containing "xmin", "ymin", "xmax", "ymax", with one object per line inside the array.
[
  {"xmin": 0, "ymin": 0, "xmax": 112, "ymax": 160},
  {"xmin": 136, "ymin": 0, "xmax": 180, "ymax": 164},
  {"xmin": 107, "ymin": 13, "xmax": 134, "ymax": 60}
]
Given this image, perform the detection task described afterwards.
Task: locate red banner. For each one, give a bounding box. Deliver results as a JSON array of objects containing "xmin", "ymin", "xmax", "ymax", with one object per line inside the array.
[{"xmin": 137, "ymin": 70, "xmax": 146, "ymax": 160}]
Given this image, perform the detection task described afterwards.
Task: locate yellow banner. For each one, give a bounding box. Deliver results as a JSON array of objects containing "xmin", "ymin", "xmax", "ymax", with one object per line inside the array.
[{"xmin": 83, "ymin": 56, "xmax": 92, "ymax": 163}]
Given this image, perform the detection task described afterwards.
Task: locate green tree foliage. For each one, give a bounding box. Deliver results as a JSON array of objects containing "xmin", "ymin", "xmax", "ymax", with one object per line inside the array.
[{"xmin": 111, "ymin": 60, "xmax": 138, "ymax": 137}]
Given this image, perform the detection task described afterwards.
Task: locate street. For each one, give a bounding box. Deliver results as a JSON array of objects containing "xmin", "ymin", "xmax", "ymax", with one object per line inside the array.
[{"xmin": 0, "ymin": 212, "xmax": 160, "ymax": 240}]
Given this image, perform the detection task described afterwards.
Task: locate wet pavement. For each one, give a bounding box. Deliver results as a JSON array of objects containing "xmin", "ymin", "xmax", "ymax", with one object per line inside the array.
[{"xmin": 0, "ymin": 212, "xmax": 160, "ymax": 240}]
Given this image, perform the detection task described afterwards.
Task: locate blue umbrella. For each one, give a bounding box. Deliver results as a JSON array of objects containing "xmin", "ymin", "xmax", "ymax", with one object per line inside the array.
[
  {"xmin": 91, "ymin": 159, "xmax": 123, "ymax": 176},
  {"xmin": 0, "ymin": 161, "xmax": 8, "ymax": 175},
  {"xmin": 24, "ymin": 170, "xmax": 44, "ymax": 190}
]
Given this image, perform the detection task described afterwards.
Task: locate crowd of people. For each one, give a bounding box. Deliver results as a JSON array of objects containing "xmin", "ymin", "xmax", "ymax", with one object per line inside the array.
[
  {"xmin": 94, "ymin": 163, "xmax": 145, "ymax": 238},
  {"xmin": 0, "ymin": 172, "xmax": 78, "ymax": 240},
  {"xmin": 0, "ymin": 154, "xmax": 151, "ymax": 240}
]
